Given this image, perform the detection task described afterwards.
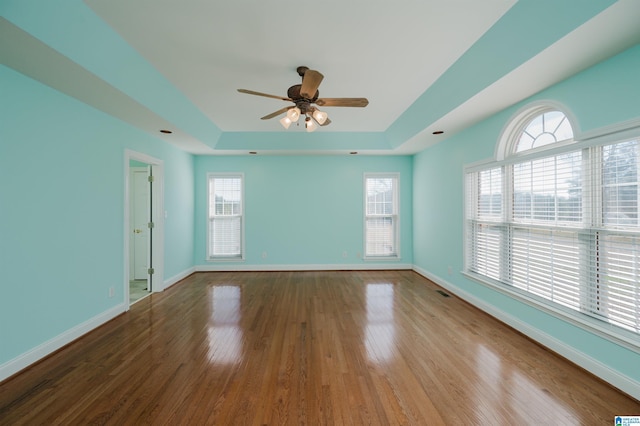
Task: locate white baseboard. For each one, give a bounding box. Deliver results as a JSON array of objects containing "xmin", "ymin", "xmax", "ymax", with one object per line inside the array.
[
  {"xmin": 0, "ymin": 303, "xmax": 126, "ymax": 383},
  {"xmin": 163, "ymin": 266, "xmax": 196, "ymax": 289},
  {"xmin": 412, "ymin": 266, "xmax": 640, "ymax": 401},
  {"xmin": 196, "ymin": 263, "xmax": 413, "ymax": 272}
]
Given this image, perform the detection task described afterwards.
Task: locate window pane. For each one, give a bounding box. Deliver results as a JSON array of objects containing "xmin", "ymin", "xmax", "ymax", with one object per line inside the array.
[
  {"xmin": 596, "ymin": 233, "xmax": 640, "ymax": 333},
  {"xmin": 543, "ymin": 111, "xmax": 565, "ymax": 134},
  {"xmin": 212, "ymin": 177, "xmax": 242, "ymax": 217},
  {"xmin": 555, "ymin": 118, "xmax": 574, "ymax": 142},
  {"xmin": 366, "ymin": 217, "xmax": 396, "ymax": 256},
  {"xmin": 210, "ymin": 217, "xmax": 242, "ymax": 256},
  {"xmin": 478, "ymin": 168, "xmax": 502, "ymax": 220},
  {"xmin": 518, "ymin": 133, "xmax": 535, "ymax": 152},
  {"xmin": 526, "ymin": 115, "xmax": 543, "ymax": 139},
  {"xmin": 468, "ymin": 222, "xmax": 503, "ymax": 281},
  {"xmin": 367, "ymin": 178, "xmax": 394, "ymax": 215},
  {"xmin": 510, "ymin": 228, "xmax": 582, "ymax": 310},
  {"xmin": 602, "ymin": 140, "xmax": 639, "ymax": 228},
  {"xmin": 513, "ymin": 151, "xmax": 582, "ymax": 225}
]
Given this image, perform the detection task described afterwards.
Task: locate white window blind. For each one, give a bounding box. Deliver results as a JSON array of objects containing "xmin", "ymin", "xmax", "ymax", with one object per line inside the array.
[
  {"xmin": 512, "ymin": 151, "xmax": 583, "ymax": 225},
  {"xmin": 597, "ymin": 233, "xmax": 640, "ymax": 332},
  {"xmin": 465, "ymin": 110, "xmax": 640, "ymax": 344},
  {"xmin": 593, "ymin": 139, "xmax": 640, "ymax": 333},
  {"xmin": 208, "ymin": 174, "xmax": 243, "ymax": 259},
  {"xmin": 509, "ymin": 227, "xmax": 583, "ymax": 311},
  {"xmin": 477, "ymin": 167, "xmax": 503, "ymax": 220},
  {"xmin": 602, "ymin": 140, "xmax": 639, "ymax": 228},
  {"xmin": 466, "ymin": 168, "xmax": 504, "ymax": 281},
  {"xmin": 365, "ymin": 174, "xmax": 399, "ymax": 258},
  {"xmin": 468, "ymin": 223, "xmax": 505, "ymax": 282}
]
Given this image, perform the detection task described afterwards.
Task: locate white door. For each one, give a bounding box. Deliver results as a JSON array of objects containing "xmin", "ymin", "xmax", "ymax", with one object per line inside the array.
[{"xmin": 131, "ymin": 167, "xmax": 151, "ymax": 280}]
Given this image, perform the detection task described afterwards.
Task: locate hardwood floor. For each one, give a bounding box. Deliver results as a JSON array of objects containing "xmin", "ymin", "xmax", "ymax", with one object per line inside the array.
[{"xmin": 1, "ymin": 271, "xmax": 638, "ymax": 425}]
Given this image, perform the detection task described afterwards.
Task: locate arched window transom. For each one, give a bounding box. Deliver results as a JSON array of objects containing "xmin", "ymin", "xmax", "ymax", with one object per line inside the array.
[{"xmin": 515, "ymin": 110, "xmax": 573, "ymax": 153}]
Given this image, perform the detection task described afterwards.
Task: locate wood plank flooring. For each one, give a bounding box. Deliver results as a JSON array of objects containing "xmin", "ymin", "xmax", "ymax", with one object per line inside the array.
[{"xmin": 1, "ymin": 270, "xmax": 638, "ymax": 425}]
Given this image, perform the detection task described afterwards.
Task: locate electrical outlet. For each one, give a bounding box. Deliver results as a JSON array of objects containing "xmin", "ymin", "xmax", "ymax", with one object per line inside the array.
[
  {"xmin": 109, "ymin": 287, "xmax": 114, "ymax": 298},
  {"xmin": 262, "ymin": 251, "xmax": 268, "ymax": 259},
  {"xmin": 342, "ymin": 251, "xmax": 348, "ymax": 258},
  {"xmin": 447, "ymin": 266, "xmax": 453, "ymax": 276}
]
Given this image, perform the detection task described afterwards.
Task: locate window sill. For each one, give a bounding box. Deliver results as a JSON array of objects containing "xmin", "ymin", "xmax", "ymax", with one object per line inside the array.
[
  {"xmin": 207, "ymin": 257, "xmax": 245, "ymax": 262},
  {"xmin": 363, "ymin": 255, "xmax": 401, "ymax": 262},
  {"xmin": 462, "ymin": 271, "xmax": 640, "ymax": 354}
]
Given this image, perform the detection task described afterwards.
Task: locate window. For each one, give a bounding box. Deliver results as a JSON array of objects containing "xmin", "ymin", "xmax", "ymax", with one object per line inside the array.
[
  {"xmin": 365, "ymin": 174, "xmax": 399, "ymax": 258},
  {"xmin": 465, "ymin": 108, "xmax": 640, "ymax": 347},
  {"xmin": 515, "ymin": 110, "xmax": 574, "ymax": 152},
  {"xmin": 208, "ymin": 174, "xmax": 244, "ymax": 260},
  {"xmin": 466, "ymin": 167, "xmax": 504, "ymax": 281}
]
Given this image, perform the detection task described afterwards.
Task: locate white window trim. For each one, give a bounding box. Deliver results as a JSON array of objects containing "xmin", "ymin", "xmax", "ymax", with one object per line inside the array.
[
  {"xmin": 363, "ymin": 173, "xmax": 400, "ymax": 260},
  {"xmin": 464, "ymin": 108, "xmax": 640, "ymax": 354},
  {"xmin": 207, "ymin": 172, "xmax": 245, "ymax": 262}
]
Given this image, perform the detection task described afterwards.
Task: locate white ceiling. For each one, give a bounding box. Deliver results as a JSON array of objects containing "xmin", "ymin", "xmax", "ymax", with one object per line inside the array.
[
  {"xmin": 85, "ymin": 0, "xmax": 515, "ymax": 133},
  {"xmin": 2, "ymin": 1, "xmax": 640, "ymax": 155}
]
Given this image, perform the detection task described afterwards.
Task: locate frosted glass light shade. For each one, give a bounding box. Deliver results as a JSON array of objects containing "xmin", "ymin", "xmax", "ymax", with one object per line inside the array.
[
  {"xmin": 280, "ymin": 116, "xmax": 292, "ymax": 129},
  {"xmin": 287, "ymin": 107, "xmax": 301, "ymax": 122},
  {"xmin": 312, "ymin": 109, "xmax": 328, "ymax": 125},
  {"xmin": 305, "ymin": 118, "xmax": 317, "ymax": 132}
]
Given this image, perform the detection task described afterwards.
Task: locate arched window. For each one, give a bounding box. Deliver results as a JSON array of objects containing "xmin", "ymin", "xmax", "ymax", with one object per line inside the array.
[
  {"xmin": 465, "ymin": 103, "xmax": 640, "ymax": 347},
  {"xmin": 515, "ymin": 110, "xmax": 573, "ymax": 152}
]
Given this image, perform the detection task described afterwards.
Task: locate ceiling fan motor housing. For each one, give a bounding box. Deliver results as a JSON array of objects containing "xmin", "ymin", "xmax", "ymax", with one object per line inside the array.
[{"xmin": 287, "ymin": 84, "xmax": 318, "ymax": 114}]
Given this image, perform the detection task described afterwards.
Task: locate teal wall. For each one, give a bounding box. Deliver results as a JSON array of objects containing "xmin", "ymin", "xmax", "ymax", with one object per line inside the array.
[
  {"xmin": 1, "ymin": 0, "xmax": 639, "ymax": 395},
  {"xmin": 0, "ymin": 65, "xmax": 195, "ymax": 365},
  {"xmin": 385, "ymin": 0, "xmax": 616, "ymax": 148},
  {"xmin": 0, "ymin": 0, "xmax": 222, "ymax": 148},
  {"xmin": 194, "ymin": 155, "xmax": 413, "ymax": 267},
  {"xmin": 412, "ymin": 44, "xmax": 640, "ymax": 386}
]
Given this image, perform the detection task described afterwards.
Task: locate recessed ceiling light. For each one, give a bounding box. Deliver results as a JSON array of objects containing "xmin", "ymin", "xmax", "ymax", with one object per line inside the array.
[
  {"xmin": 432, "ymin": 130, "xmax": 444, "ymax": 135},
  {"xmin": 160, "ymin": 129, "xmax": 173, "ymax": 134}
]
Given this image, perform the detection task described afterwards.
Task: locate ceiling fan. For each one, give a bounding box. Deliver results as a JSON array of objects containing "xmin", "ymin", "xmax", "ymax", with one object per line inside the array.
[{"xmin": 237, "ymin": 66, "xmax": 369, "ymax": 131}]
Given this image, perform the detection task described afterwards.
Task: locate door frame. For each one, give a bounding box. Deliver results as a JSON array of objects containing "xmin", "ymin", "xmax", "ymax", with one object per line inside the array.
[{"xmin": 124, "ymin": 149, "xmax": 165, "ymax": 309}]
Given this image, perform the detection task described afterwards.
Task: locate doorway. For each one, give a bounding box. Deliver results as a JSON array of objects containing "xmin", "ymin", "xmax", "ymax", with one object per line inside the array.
[
  {"xmin": 129, "ymin": 163, "xmax": 152, "ymax": 303},
  {"xmin": 125, "ymin": 150, "xmax": 164, "ymax": 309}
]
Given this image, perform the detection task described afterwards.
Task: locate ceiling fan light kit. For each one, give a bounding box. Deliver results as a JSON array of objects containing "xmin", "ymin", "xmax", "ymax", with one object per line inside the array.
[
  {"xmin": 279, "ymin": 116, "xmax": 293, "ymax": 129},
  {"xmin": 287, "ymin": 107, "xmax": 301, "ymax": 122},
  {"xmin": 305, "ymin": 116, "xmax": 317, "ymax": 132},
  {"xmin": 238, "ymin": 66, "xmax": 369, "ymax": 132},
  {"xmin": 312, "ymin": 109, "xmax": 328, "ymax": 125}
]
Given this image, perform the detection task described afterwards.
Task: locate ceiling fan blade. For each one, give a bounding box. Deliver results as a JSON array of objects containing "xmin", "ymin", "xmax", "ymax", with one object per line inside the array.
[
  {"xmin": 237, "ymin": 89, "xmax": 291, "ymax": 101},
  {"xmin": 316, "ymin": 98, "xmax": 369, "ymax": 107},
  {"xmin": 261, "ymin": 107, "xmax": 291, "ymax": 120},
  {"xmin": 300, "ymin": 69, "xmax": 324, "ymax": 99}
]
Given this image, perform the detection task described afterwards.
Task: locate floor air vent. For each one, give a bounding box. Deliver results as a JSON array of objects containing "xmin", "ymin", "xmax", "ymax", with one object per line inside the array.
[{"xmin": 436, "ymin": 290, "xmax": 450, "ymax": 298}]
